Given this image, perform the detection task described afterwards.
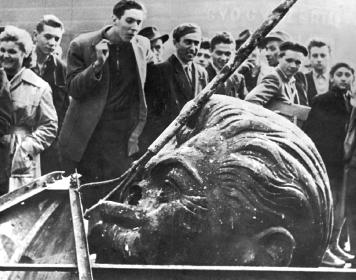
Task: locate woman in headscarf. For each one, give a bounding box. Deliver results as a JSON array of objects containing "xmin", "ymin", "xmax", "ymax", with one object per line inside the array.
[{"xmin": 0, "ymin": 25, "xmax": 57, "ymax": 192}]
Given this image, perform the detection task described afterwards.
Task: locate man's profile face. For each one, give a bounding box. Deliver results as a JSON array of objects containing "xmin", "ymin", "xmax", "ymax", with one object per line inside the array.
[
  {"xmin": 278, "ymin": 50, "xmax": 303, "ymax": 79},
  {"xmin": 211, "ymin": 43, "xmax": 234, "ymax": 71},
  {"xmin": 35, "ymin": 24, "xmax": 63, "ymax": 56},
  {"xmin": 151, "ymin": 38, "xmax": 163, "ymax": 63},
  {"xmin": 195, "ymin": 48, "xmax": 211, "ymax": 68},
  {"xmin": 174, "ymin": 32, "xmax": 201, "ymax": 64},
  {"xmin": 113, "ymin": 8, "xmax": 144, "ymax": 42},
  {"xmin": 309, "ymin": 46, "xmax": 330, "ymax": 73},
  {"xmin": 265, "ymin": 40, "xmax": 281, "ymax": 67},
  {"xmin": 331, "ymin": 66, "xmax": 353, "ymax": 91}
]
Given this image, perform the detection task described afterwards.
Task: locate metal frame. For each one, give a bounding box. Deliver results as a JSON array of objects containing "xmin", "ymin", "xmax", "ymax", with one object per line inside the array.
[
  {"xmin": 1, "ymin": 173, "xmax": 356, "ymax": 279},
  {"xmin": 1, "ymin": 263, "xmax": 356, "ymax": 280}
]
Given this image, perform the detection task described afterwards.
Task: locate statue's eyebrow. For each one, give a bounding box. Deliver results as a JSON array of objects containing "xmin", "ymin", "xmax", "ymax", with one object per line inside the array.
[{"xmin": 151, "ymin": 156, "xmax": 203, "ymax": 185}]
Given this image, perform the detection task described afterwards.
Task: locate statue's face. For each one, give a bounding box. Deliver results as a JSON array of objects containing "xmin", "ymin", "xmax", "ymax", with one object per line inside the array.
[
  {"xmin": 93, "ymin": 131, "xmax": 256, "ymax": 264},
  {"xmin": 89, "ymin": 96, "xmax": 332, "ymax": 266},
  {"xmin": 128, "ymin": 135, "xmax": 251, "ymax": 265}
]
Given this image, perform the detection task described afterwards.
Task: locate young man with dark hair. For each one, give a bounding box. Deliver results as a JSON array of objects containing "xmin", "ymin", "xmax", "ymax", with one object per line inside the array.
[
  {"xmin": 194, "ymin": 39, "xmax": 211, "ymax": 68},
  {"xmin": 305, "ymin": 39, "xmax": 332, "ymax": 104},
  {"xmin": 59, "ymin": 0, "xmax": 153, "ymax": 201},
  {"xmin": 245, "ymin": 41, "xmax": 309, "ymax": 107},
  {"xmin": 32, "ymin": 14, "xmax": 68, "ymax": 175},
  {"xmin": 304, "ymin": 62, "xmax": 356, "ymax": 267},
  {"xmin": 205, "ymin": 31, "xmax": 247, "ymax": 99}
]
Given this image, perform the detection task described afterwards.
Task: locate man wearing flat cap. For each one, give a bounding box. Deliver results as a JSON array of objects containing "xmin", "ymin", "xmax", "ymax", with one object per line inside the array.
[
  {"xmin": 141, "ymin": 23, "xmax": 208, "ymax": 152},
  {"xmin": 139, "ymin": 26, "xmax": 168, "ymax": 64},
  {"xmin": 245, "ymin": 41, "xmax": 309, "ymax": 110},
  {"xmin": 260, "ymin": 30, "xmax": 290, "ymax": 68},
  {"xmin": 240, "ymin": 30, "xmax": 292, "ymax": 91}
]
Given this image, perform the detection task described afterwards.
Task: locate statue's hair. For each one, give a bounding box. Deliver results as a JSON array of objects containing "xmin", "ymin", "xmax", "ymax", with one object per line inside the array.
[{"xmin": 174, "ymin": 95, "xmax": 332, "ymax": 267}]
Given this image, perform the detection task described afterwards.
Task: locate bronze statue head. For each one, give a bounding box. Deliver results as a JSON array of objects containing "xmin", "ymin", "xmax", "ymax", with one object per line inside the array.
[{"xmin": 89, "ymin": 95, "xmax": 332, "ymax": 267}]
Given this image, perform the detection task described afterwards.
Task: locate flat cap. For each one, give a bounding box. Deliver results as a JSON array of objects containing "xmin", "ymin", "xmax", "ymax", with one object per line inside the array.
[
  {"xmin": 280, "ymin": 41, "xmax": 308, "ymax": 56},
  {"xmin": 259, "ymin": 31, "xmax": 290, "ymax": 48}
]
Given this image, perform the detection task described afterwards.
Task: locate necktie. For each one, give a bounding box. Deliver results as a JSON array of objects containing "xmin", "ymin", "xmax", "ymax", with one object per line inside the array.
[
  {"xmin": 184, "ymin": 65, "xmax": 193, "ymax": 86},
  {"xmin": 286, "ymin": 79, "xmax": 298, "ymax": 104}
]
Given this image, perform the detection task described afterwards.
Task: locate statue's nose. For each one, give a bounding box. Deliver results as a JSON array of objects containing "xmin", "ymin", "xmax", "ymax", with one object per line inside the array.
[{"xmin": 85, "ymin": 200, "xmax": 145, "ymax": 228}]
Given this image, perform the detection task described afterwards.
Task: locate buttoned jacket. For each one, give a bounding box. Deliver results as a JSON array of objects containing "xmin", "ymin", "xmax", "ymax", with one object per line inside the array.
[
  {"xmin": 0, "ymin": 68, "xmax": 57, "ymax": 187},
  {"xmin": 146, "ymin": 55, "xmax": 208, "ymax": 124},
  {"xmin": 245, "ymin": 68, "xmax": 308, "ymax": 106}
]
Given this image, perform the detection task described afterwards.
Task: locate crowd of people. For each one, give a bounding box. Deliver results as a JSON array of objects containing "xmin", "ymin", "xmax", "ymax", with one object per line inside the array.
[{"xmin": 1, "ymin": 0, "xmax": 356, "ymax": 268}]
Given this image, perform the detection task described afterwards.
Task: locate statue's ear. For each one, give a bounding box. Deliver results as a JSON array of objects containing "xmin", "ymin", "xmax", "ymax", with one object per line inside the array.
[{"xmin": 254, "ymin": 227, "xmax": 296, "ymax": 266}]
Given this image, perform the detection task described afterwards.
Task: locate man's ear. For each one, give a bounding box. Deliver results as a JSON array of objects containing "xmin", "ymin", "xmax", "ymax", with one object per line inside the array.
[
  {"xmin": 173, "ymin": 38, "xmax": 178, "ymax": 47},
  {"xmin": 32, "ymin": 30, "xmax": 38, "ymax": 44},
  {"xmin": 253, "ymin": 227, "xmax": 296, "ymax": 266}
]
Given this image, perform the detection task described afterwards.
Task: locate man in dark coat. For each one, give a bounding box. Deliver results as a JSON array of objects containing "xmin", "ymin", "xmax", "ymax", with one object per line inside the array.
[
  {"xmin": 305, "ymin": 39, "xmax": 331, "ymax": 104},
  {"xmin": 0, "ymin": 68, "xmax": 13, "ymax": 195},
  {"xmin": 303, "ymin": 62, "xmax": 355, "ymax": 266},
  {"xmin": 0, "ymin": 69, "xmax": 11, "ymax": 137},
  {"xmin": 344, "ymin": 105, "xmax": 356, "ymax": 266},
  {"xmin": 58, "ymin": 0, "xmax": 153, "ymax": 194},
  {"xmin": 32, "ymin": 14, "xmax": 68, "ymax": 174},
  {"xmin": 141, "ymin": 23, "xmax": 208, "ymax": 153}
]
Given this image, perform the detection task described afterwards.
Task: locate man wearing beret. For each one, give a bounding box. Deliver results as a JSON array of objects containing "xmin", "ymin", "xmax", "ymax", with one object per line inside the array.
[
  {"xmin": 245, "ymin": 41, "xmax": 309, "ymax": 107},
  {"xmin": 59, "ymin": 0, "xmax": 153, "ymax": 197},
  {"xmin": 138, "ymin": 26, "xmax": 168, "ymax": 64},
  {"xmin": 141, "ymin": 23, "xmax": 208, "ymax": 152}
]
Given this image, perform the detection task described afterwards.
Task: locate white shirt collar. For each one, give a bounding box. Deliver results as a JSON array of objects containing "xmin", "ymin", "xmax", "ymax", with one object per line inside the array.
[
  {"xmin": 175, "ymin": 54, "xmax": 192, "ymax": 69},
  {"xmin": 312, "ymin": 69, "xmax": 329, "ymax": 79}
]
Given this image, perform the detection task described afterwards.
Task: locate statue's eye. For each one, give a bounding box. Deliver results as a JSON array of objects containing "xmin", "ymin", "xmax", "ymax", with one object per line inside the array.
[{"xmin": 158, "ymin": 178, "xmax": 181, "ymax": 203}]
